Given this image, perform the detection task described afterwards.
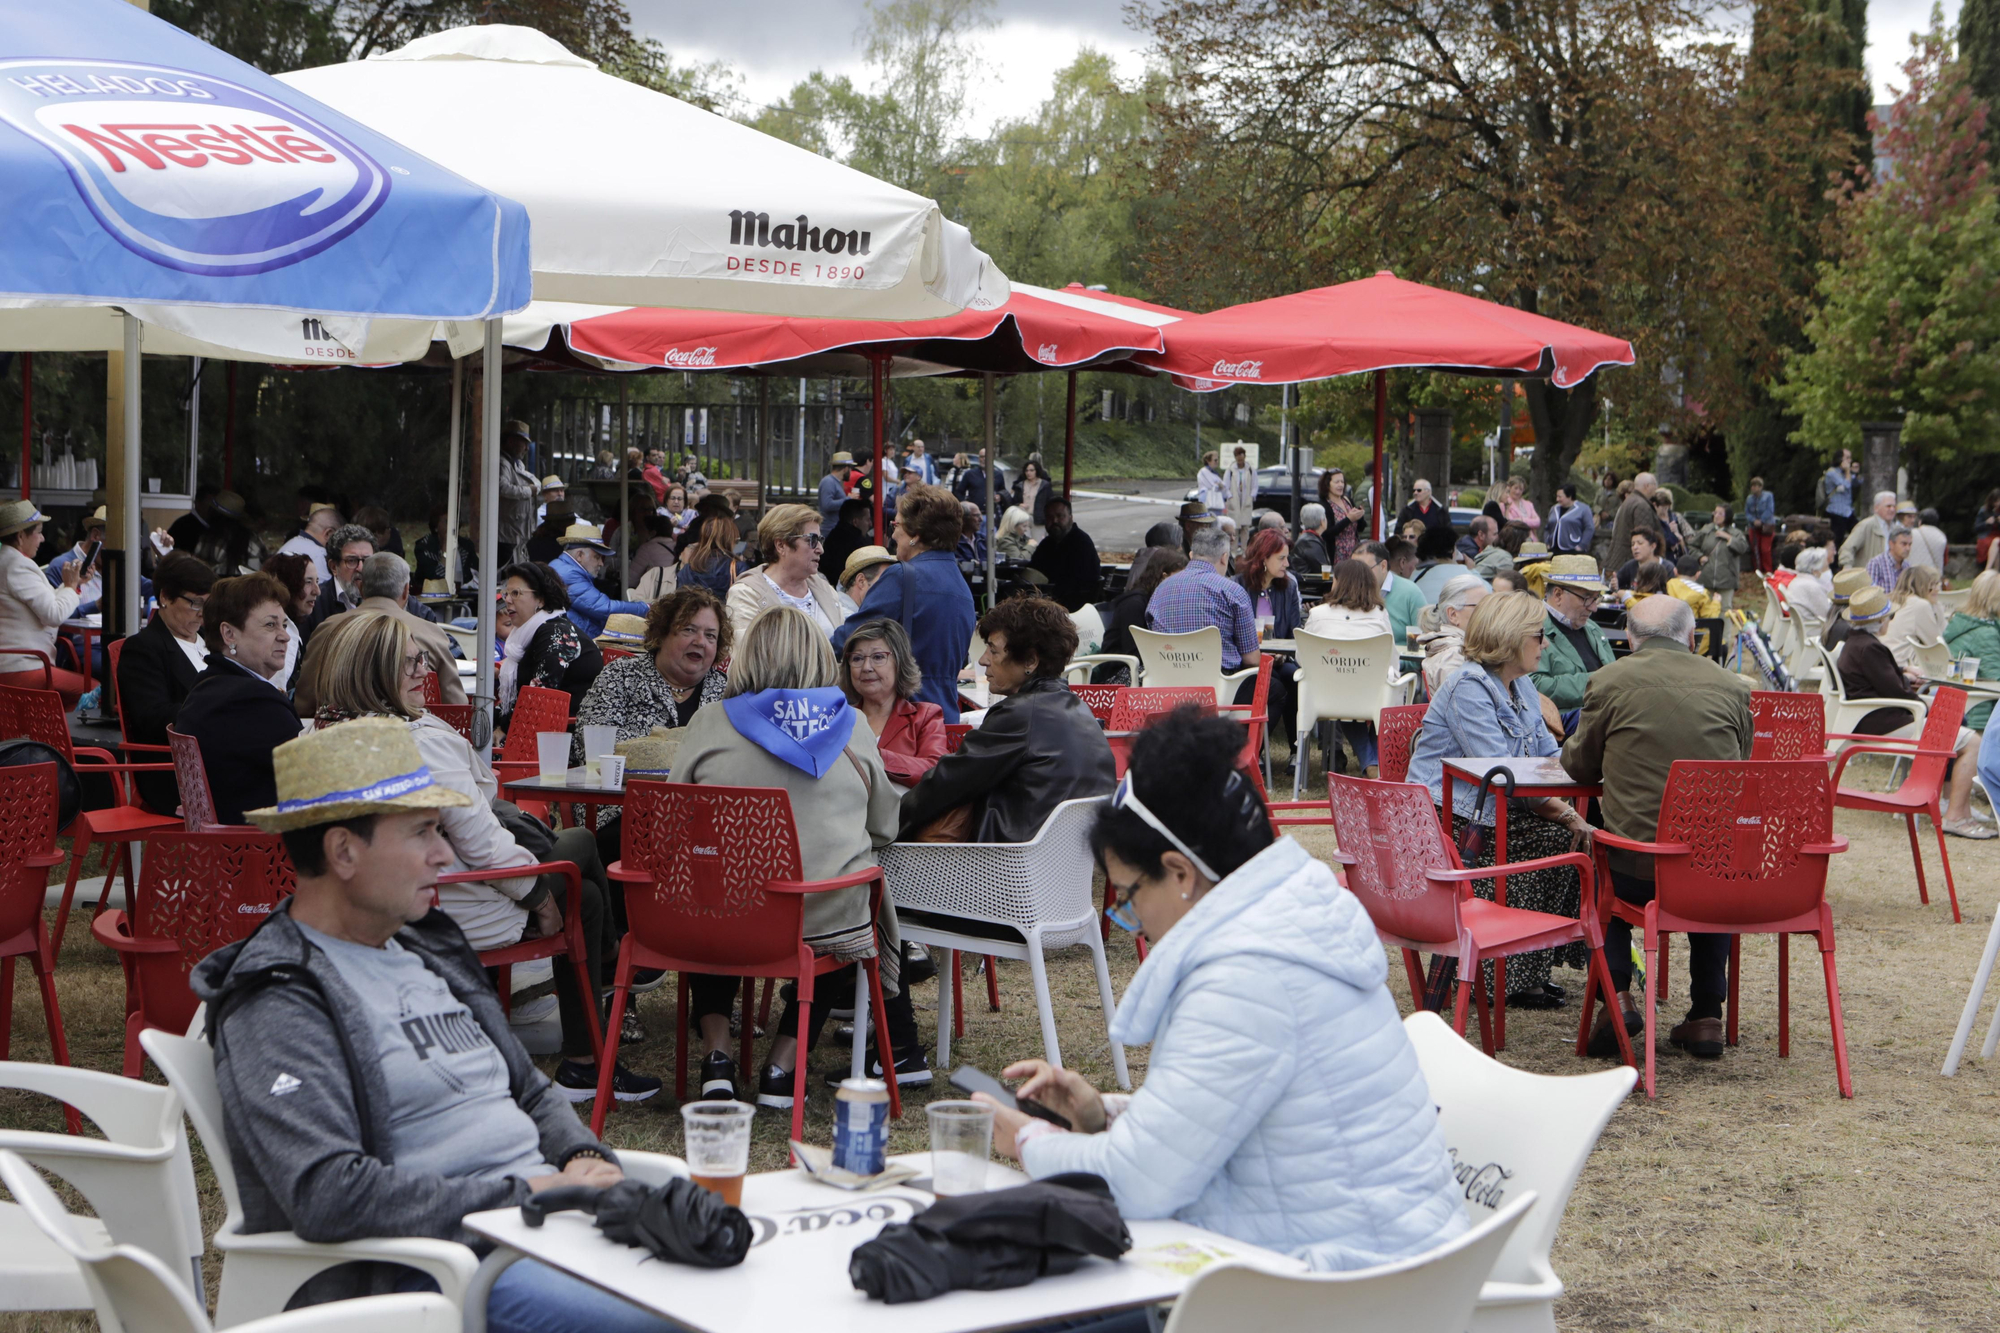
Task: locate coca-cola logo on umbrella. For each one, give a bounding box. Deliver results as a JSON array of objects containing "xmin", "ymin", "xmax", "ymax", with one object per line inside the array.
[
  {"xmin": 1, "ymin": 60, "xmax": 390, "ymax": 276},
  {"xmin": 664, "ymin": 346, "xmax": 719, "ymax": 368}
]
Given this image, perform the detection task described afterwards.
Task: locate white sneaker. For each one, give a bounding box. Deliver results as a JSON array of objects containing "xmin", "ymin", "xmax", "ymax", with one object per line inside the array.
[
  {"xmin": 1943, "ymin": 817, "xmax": 1996, "ymax": 840},
  {"xmin": 507, "ymin": 994, "xmax": 560, "ymax": 1026}
]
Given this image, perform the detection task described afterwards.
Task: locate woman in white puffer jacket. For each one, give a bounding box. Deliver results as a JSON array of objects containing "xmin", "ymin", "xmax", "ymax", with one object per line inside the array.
[{"xmin": 978, "ymin": 709, "xmax": 1468, "ymax": 1274}]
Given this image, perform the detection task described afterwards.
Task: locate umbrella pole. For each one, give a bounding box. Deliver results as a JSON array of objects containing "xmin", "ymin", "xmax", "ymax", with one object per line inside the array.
[
  {"xmin": 445, "ymin": 357, "xmax": 462, "ymax": 589},
  {"xmin": 1372, "ymin": 368, "xmax": 1386, "ymax": 539},
  {"xmin": 984, "ymin": 372, "xmax": 997, "ymax": 611},
  {"xmin": 871, "ymin": 355, "xmax": 886, "ymax": 546},
  {"xmin": 759, "ymin": 378, "xmax": 770, "ymax": 514},
  {"xmin": 1062, "ymin": 370, "xmax": 1077, "ymax": 501},
  {"xmin": 121, "ymin": 315, "xmax": 141, "ymax": 643},
  {"xmin": 222, "ymin": 362, "xmax": 236, "ymax": 489},
  {"xmin": 618, "ymin": 378, "xmax": 630, "ymax": 591},
  {"xmin": 478, "ymin": 320, "xmax": 501, "ymax": 736},
  {"xmin": 18, "ymin": 351, "xmax": 29, "ymax": 500}
]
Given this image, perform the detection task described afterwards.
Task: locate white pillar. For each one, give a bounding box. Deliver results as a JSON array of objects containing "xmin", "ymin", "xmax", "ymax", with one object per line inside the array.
[
  {"xmin": 121, "ymin": 314, "xmax": 141, "ymax": 639},
  {"xmin": 445, "ymin": 356, "xmax": 463, "ymax": 589},
  {"xmin": 477, "ymin": 320, "xmax": 501, "ymax": 730}
]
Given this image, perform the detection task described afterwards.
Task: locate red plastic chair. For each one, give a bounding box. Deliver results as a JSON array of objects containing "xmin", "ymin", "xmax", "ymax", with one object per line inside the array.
[
  {"xmin": 420, "ymin": 669, "xmax": 445, "ymax": 707},
  {"xmin": 438, "ymin": 859, "xmax": 604, "ymax": 1065},
  {"xmin": 1591, "ymin": 759, "xmax": 1853, "ymax": 1098},
  {"xmin": 1067, "ymin": 683, "xmax": 1121, "ymax": 724},
  {"xmin": 0, "ymin": 646, "xmax": 55, "ymax": 688},
  {"xmin": 105, "ymin": 638, "xmax": 172, "ymax": 757},
  {"xmin": 599, "ymin": 781, "xmax": 902, "ymax": 1143},
  {"xmin": 0, "ymin": 763, "xmax": 72, "ymax": 1071},
  {"xmin": 1829, "ymin": 685, "xmax": 1966, "ymax": 923},
  {"xmin": 1105, "ymin": 687, "xmax": 1216, "ymax": 778},
  {"xmin": 165, "ymin": 726, "xmax": 248, "ymax": 833},
  {"xmin": 1218, "ymin": 654, "xmax": 1274, "ymax": 794},
  {"xmin": 943, "ymin": 723, "xmax": 973, "ymax": 754},
  {"xmin": 1375, "ymin": 703, "xmax": 1429, "ymax": 784},
  {"xmin": 430, "ymin": 704, "xmax": 476, "ymax": 743},
  {"xmin": 600, "ymin": 645, "xmax": 638, "ymax": 662},
  {"xmin": 495, "ymin": 684, "xmax": 571, "ymax": 823},
  {"xmin": 0, "ymin": 682, "xmax": 179, "ymax": 959},
  {"xmin": 1325, "ymin": 773, "xmax": 1629, "ymax": 1065},
  {"xmin": 1749, "ymin": 690, "xmax": 1828, "ymax": 761},
  {"xmin": 90, "ymin": 829, "xmax": 296, "ymax": 1077}
]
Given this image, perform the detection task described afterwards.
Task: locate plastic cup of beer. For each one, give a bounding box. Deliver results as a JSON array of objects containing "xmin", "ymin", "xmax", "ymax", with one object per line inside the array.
[
  {"xmin": 927, "ymin": 1100, "xmax": 993, "ymax": 1198},
  {"xmin": 1960, "ymin": 657, "xmax": 1981, "ymax": 684},
  {"xmin": 581, "ymin": 724, "xmax": 616, "ymax": 778},
  {"xmin": 680, "ymin": 1101, "xmax": 754, "ymax": 1207},
  {"xmin": 535, "ymin": 732, "xmax": 569, "ymax": 783}
]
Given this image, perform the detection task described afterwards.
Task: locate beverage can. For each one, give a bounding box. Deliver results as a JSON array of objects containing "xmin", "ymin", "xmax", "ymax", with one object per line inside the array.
[{"xmin": 832, "ymin": 1077, "xmax": 890, "ymax": 1176}]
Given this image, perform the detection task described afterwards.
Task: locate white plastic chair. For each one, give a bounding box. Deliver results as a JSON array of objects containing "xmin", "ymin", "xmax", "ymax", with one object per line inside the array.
[
  {"xmin": 880, "ymin": 798, "xmax": 1129, "ymax": 1089},
  {"xmin": 1786, "ymin": 611, "xmax": 1823, "ymax": 686},
  {"xmin": 1756, "ymin": 574, "xmax": 1781, "ymax": 639},
  {"xmin": 1160, "ymin": 1190, "xmax": 1537, "ymax": 1333},
  {"xmin": 0, "ymin": 1150, "xmax": 457, "ymax": 1333},
  {"xmin": 1129, "ymin": 625, "xmax": 1259, "ymax": 708},
  {"xmin": 1944, "ymin": 898, "xmax": 2000, "ymax": 1076},
  {"xmin": 1290, "ymin": 630, "xmax": 1416, "ymax": 798},
  {"xmin": 0, "ymin": 1062, "xmax": 205, "ymax": 1313},
  {"xmin": 1815, "ymin": 642, "xmax": 1924, "ymax": 740},
  {"xmin": 1404, "ymin": 1011, "xmax": 1636, "ymax": 1332},
  {"xmin": 1938, "ymin": 586, "xmax": 1971, "ymax": 616},
  {"xmin": 1910, "ymin": 636, "xmax": 1953, "ymax": 679}
]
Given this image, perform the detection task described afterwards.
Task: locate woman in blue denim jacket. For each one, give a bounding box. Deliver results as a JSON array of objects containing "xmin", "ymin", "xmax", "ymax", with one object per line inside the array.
[{"xmin": 1406, "ymin": 591, "xmax": 1593, "ymax": 1010}]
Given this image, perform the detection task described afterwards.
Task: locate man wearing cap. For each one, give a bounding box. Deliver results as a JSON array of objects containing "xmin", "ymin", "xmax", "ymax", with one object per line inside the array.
[
  {"xmin": 1867, "ymin": 525, "xmax": 1913, "ymax": 595},
  {"xmin": 818, "ymin": 452, "xmax": 856, "ymax": 528},
  {"xmin": 497, "ymin": 424, "xmax": 540, "ymax": 567},
  {"xmin": 1529, "ymin": 554, "xmax": 1616, "ymax": 731},
  {"xmin": 45, "ymin": 506, "xmax": 107, "ymax": 614},
  {"xmin": 1837, "ymin": 586, "xmax": 1992, "ymax": 838},
  {"xmin": 167, "ymin": 484, "xmax": 218, "ymax": 555},
  {"xmin": 1561, "ymin": 594, "xmax": 1756, "ymax": 1059},
  {"xmin": 1838, "ymin": 490, "xmax": 1898, "ymax": 572},
  {"xmin": 191, "ymin": 719, "xmax": 659, "ymax": 1326},
  {"xmin": 535, "ymin": 476, "xmax": 568, "ymax": 526},
  {"xmin": 1820, "ymin": 568, "xmax": 1872, "ymax": 650},
  {"xmin": 276, "ymin": 503, "xmax": 340, "ymax": 584},
  {"xmin": 552, "ymin": 523, "xmax": 647, "ymax": 640},
  {"xmin": 836, "ymin": 545, "xmax": 896, "ymax": 619}
]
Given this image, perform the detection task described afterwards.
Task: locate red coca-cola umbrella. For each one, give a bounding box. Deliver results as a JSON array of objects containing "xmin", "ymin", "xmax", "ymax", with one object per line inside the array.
[{"xmin": 1134, "ymin": 271, "xmax": 1635, "ymax": 534}]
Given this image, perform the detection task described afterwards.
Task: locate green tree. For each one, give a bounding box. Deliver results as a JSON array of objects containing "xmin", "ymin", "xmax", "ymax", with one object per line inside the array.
[
  {"xmin": 1964, "ymin": 0, "xmax": 2000, "ymax": 160},
  {"xmin": 1775, "ymin": 16, "xmax": 2000, "ymax": 484}
]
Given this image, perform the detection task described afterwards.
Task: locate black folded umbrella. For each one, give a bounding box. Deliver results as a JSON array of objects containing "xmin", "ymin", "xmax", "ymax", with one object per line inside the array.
[
  {"xmin": 849, "ymin": 1172, "xmax": 1131, "ymax": 1304},
  {"xmin": 522, "ymin": 1178, "xmax": 753, "ymax": 1269}
]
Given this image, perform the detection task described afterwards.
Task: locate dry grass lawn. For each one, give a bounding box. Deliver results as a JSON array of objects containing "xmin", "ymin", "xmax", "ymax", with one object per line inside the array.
[{"xmin": 5, "ymin": 752, "xmax": 2000, "ymax": 1332}]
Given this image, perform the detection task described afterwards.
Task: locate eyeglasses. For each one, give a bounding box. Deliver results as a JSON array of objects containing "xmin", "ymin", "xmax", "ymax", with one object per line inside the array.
[
  {"xmin": 337, "ymin": 553, "xmax": 367, "ymax": 569},
  {"xmin": 175, "ymin": 595, "xmax": 206, "ymax": 613},
  {"xmin": 1111, "ymin": 772, "xmax": 1221, "ymax": 884},
  {"xmin": 797, "ymin": 532, "xmax": 824, "ymax": 549},
  {"xmin": 849, "ymin": 651, "xmax": 895, "ymax": 670},
  {"xmin": 1523, "ymin": 630, "xmax": 1545, "ymax": 644},
  {"xmin": 401, "ymin": 652, "xmax": 433, "ymax": 679}
]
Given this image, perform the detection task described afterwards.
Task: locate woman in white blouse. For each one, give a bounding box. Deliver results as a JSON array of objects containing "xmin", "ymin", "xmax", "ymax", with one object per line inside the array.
[
  {"xmin": 0, "ymin": 500, "xmax": 87, "ymax": 704},
  {"xmin": 1303, "ymin": 558, "xmax": 1401, "ymax": 683}
]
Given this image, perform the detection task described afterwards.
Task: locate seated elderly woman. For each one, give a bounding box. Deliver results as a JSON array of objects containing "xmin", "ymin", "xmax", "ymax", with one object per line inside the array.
[
  {"xmin": 1784, "ymin": 546, "xmax": 1834, "ymax": 622},
  {"xmin": 671, "ymin": 607, "xmax": 925, "ymax": 1100},
  {"xmin": 899, "ymin": 595, "xmax": 1115, "ymax": 843},
  {"xmin": 974, "ymin": 708, "xmax": 1467, "ymax": 1276},
  {"xmin": 1883, "ymin": 564, "xmax": 1948, "ymax": 670},
  {"xmin": 497, "ymin": 560, "xmax": 603, "ymax": 730},
  {"xmin": 1416, "ymin": 574, "xmax": 1490, "ymax": 698},
  {"xmin": 116, "ymin": 551, "xmax": 216, "ymax": 814},
  {"xmin": 258, "ymin": 552, "xmax": 315, "ymax": 688},
  {"xmin": 1407, "ymin": 591, "xmax": 1595, "ymax": 1010},
  {"xmin": 840, "ymin": 617, "xmax": 946, "ymax": 787},
  {"xmin": 0, "ymin": 499, "xmax": 89, "ymax": 704},
  {"xmin": 174, "ymin": 573, "xmax": 303, "ymax": 825},
  {"xmin": 304, "ymin": 609, "xmax": 656, "ymax": 1101},
  {"xmin": 725, "ymin": 503, "xmax": 842, "ymax": 640}
]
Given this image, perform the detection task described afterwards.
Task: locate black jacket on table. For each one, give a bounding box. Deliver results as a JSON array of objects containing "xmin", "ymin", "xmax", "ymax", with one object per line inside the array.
[
  {"xmin": 1028, "ymin": 526, "xmax": 1103, "ymax": 612},
  {"xmin": 117, "ymin": 613, "xmax": 207, "ymax": 814},
  {"xmin": 174, "ymin": 656, "xmax": 304, "ymax": 825},
  {"xmin": 898, "ymin": 676, "xmax": 1115, "ymax": 843}
]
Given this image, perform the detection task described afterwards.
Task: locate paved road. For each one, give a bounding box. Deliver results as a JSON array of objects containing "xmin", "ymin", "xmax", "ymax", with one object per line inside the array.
[{"xmin": 1062, "ymin": 478, "xmax": 1189, "ymax": 557}]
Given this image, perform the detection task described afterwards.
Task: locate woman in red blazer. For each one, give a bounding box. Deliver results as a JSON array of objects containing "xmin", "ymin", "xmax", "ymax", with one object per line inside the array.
[{"xmin": 840, "ymin": 616, "xmax": 946, "ymax": 787}]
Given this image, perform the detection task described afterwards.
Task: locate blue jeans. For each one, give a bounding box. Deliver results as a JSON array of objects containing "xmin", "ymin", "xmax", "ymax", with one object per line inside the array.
[{"xmin": 486, "ymin": 1259, "xmax": 683, "ymax": 1333}]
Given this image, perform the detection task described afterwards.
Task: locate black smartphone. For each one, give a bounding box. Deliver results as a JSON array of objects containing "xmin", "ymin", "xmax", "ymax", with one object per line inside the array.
[
  {"xmin": 78, "ymin": 539, "xmax": 101, "ymax": 574},
  {"xmin": 950, "ymin": 1065, "xmax": 1072, "ymax": 1129}
]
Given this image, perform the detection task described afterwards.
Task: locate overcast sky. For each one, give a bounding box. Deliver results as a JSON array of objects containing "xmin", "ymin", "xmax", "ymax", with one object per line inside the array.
[{"xmin": 628, "ymin": 0, "xmax": 1963, "ymax": 138}]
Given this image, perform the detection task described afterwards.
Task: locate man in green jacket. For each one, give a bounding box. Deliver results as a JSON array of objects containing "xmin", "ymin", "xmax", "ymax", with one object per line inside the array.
[
  {"xmin": 1530, "ymin": 555, "xmax": 1616, "ymax": 721},
  {"xmin": 1560, "ymin": 595, "xmax": 1753, "ymax": 1060},
  {"xmin": 1695, "ymin": 506, "xmax": 1749, "ymax": 612}
]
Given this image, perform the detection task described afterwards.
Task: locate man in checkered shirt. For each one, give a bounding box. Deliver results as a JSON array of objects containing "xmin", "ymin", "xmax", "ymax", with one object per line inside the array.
[{"xmin": 1144, "ymin": 526, "xmax": 1259, "ymax": 672}]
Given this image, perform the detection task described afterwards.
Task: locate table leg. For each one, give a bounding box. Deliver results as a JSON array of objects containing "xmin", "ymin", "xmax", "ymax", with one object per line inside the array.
[
  {"xmin": 850, "ymin": 962, "xmax": 870, "ymax": 1081},
  {"xmin": 1494, "ymin": 800, "xmax": 1508, "ymax": 1051},
  {"xmin": 463, "ymin": 1244, "xmax": 525, "ymax": 1333}
]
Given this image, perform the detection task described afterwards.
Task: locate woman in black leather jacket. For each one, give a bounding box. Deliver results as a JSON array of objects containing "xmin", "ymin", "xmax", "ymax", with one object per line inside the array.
[{"xmin": 898, "ymin": 595, "xmax": 1115, "ymax": 842}]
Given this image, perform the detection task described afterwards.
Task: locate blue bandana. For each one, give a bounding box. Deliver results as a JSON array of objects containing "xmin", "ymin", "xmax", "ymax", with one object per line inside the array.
[{"xmin": 722, "ymin": 688, "xmax": 858, "ymax": 778}]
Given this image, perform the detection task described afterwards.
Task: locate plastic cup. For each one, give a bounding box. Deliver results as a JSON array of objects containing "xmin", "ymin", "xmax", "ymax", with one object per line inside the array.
[
  {"xmin": 1960, "ymin": 657, "xmax": 1981, "ymax": 684},
  {"xmin": 595, "ymin": 754, "xmax": 626, "ymax": 789},
  {"xmin": 535, "ymin": 732, "xmax": 569, "ymax": 783},
  {"xmin": 681, "ymin": 1101, "xmax": 754, "ymax": 1207},
  {"xmin": 927, "ymin": 1100, "xmax": 993, "ymax": 1197},
  {"xmin": 581, "ymin": 724, "xmax": 616, "ymax": 777}
]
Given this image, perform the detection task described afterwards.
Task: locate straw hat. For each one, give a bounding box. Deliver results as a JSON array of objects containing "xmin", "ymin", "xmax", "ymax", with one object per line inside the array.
[
  {"xmin": 830, "ymin": 452, "xmax": 855, "ymax": 467},
  {"xmin": 1830, "ymin": 568, "xmax": 1870, "ymax": 603},
  {"xmin": 1542, "ymin": 553, "xmax": 1604, "ymax": 591},
  {"xmin": 0, "ymin": 500, "xmax": 48, "ymax": 537},
  {"xmin": 839, "ymin": 545, "xmax": 896, "ymax": 587},
  {"xmin": 84, "ymin": 506, "xmax": 107, "ymax": 531},
  {"xmin": 597, "ymin": 612, "xmax": 648, "ymax": 648},
  {"xmin": 1178, "ymin": 501, "xmax": 1215, "ymax": 523},
  {"xmin": 213, "ymin": 490, "xmax": 247, "ymax": 518},
  {"xmin": 246, "ymin": 717, "xmax": 469, "ymax": 833},
  {"xmin": 538, "ymin": 475, "xmax": 566, "ymax": 495},
  {"xmin": 1894, "ymin": 500, "xmax": 1918, "ymax": 517},
  {"xmin": 559, "ymin": 521, "xmax": 612, "ymax": 553},
  {"xmin": 1515, "ymin": 540, "xmax": 1550, "ymax": 565},
  {"xmin": 1844, "ymin": 585, "xmax": 1892, "ymax": 624}
]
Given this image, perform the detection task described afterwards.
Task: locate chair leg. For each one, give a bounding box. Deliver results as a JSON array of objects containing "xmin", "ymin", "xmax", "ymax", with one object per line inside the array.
[
  {"xmin": 29, "ymin": 939, "xmax": 80, "ymax": 1132},
  {"xmin": 1025, "ymin": 944, "xmax": 1064, "ymax": 1069},
  {"xmin": 1905, "ymin": 812, "xmax": 1930, "ymax": 906},
  {"xmin": 790, "ymin": 991, "xmax": 812, "ymax": 1146},
  {"xmin": 1727, "ymin": 936, "xmax": 1741, "ymax": 1048},
  {"xmin": 1944, "ymin": 900, "xmax": 2000, "ymax": 1074},
  {"xmin": 673, "ymin": 971, "xmax": 689, "ymax": 1101},
  {"xmin": 1819, "ymin": 933, "xmax": 1854, "ymax": 1098},
  {"xmin": 1574, "ymin": 952, "xmax": 1597, "ymax": 1057},
  {"xmin": 1642, "ymin": 929, "xmax": 1660, "ymax": 1099},
  {"xmin": 1451, "ymin": 976, "xmax": 1474, "ymax": 1039},
  {"xmin": 1291, "ymin": 720, "xmax": 1306, "ymax": 801},
  {"xmin": 737, "ymin": 978, "xmax": 754, "ymax": 1083},
  {"xmin": 985, "ymin": 956, "xmax": 1000, "ymax": 1012},
  {"xmin": 758, "ymin": 978, "xmax": 775, "ymax": 1030},
  {"xmin": 849, "ymin": 965, "xmax": 869, "ymax": 1082},
  {"xmin": 951, "ymin": 951, "xmax": 965, "ymax": 1039},
  {"xmin": 1778, "ymin": 933, "xmax": 1791, "ymax": 1057},
  {"xmin": 0, "ymin": 955, "xmax": 12, "ymax": 1059},
  {"xmin": 936, "ymin": 948, "xmax": 955, "ymax": 1071},
  {"xmin": 592, "ymin": 943, "xmax": 636, "ymax": 1138},
  {"xmin": 1929, "ymin": 800, "xmax": 1962, "ymax": 924},
  {"xmin": 1086, "ymin": 932, "xmax": 1130, "ymax": 1091},
  {"xmin": 51, "ymin": 839, "xmax": 96, "ymax": 963},
  {"xmin": 1493, "ymin": 957, "xmax": 1507, "ymax": 1051},
  {"xmin": 1402, "ymin": 949, "xmax": 1427, "ymax": 1012},
  {"xmin": 1470, "ymin": 964, "xmax": 1495, "ymax": 1055},
  {"xmin": 863, "ymin": 959, "xmax": 901, "ymax": 1120},
  {"xmin": 495, "ymin": 964, "xmax": 513, "ymax": 1017}
]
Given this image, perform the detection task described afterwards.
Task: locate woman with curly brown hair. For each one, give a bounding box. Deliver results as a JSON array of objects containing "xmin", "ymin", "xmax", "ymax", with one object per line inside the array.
[{"xmin": 570, "ymin": 586, "xmax": 731, "ymax": 768}]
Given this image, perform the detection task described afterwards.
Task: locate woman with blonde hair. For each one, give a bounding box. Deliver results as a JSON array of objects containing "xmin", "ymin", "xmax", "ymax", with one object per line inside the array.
[
  {"xmin": 1406, "ymin": 591, "xmax": 1593, "ymax": 1009},
  {"xmin": 725, "ymin": 502, "xmax": 841, "ymax": 640},
  {"xmin": 1945, "ymin": 569, "xmax": 2000, "ymax": 730},
  {"xmin": 672, "ymin": 607, "xmax": 926, "ymax": 1102},
  {"xmin": 1498, "ymin": 475, "xmax": 1541, "ymax": 536},
  {"xmin": 307, "ymin": 610, "xmax": 654, "ymax": 1102},
  {"xmin": 1883, "ymin": 563, "xmax": 1947, "ymax": 670},
  {"xmin": 994, "ymin": 505, "xmax": 1036, "ymax": 560}
]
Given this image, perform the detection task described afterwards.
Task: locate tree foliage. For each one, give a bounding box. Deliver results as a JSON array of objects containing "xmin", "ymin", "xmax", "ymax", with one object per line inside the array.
[{"xmin": 1775, "ymin": 16, "xmax": 2000, "ymax": 478}]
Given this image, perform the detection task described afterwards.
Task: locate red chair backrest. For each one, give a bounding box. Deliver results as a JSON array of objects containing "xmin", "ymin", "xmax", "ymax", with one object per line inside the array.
[
  {"xmin": 1325, "ymin": 773, "xmax": 1463, "ymax": 947},
  {"xmin": 1108, "ymin": 687, "xmax": 1216, "ymax": 732},
  {"xmin": 602, "ymin": 646, "xmax": 637, "ymax": 662},
  {"xmin": 125, "ymin": 829, "xmax": 295, "ymax": 1038},
  {"xmin": 1748, "ymin": 690, "xmax": 1825, "ymax": 761},
  {"xmin": 430, "ymin": 704, "xmax": 475, "ymax": 743},
  {"xmin": 107, "ymin": 637, "xmax": 139, "ymax": 745},
  {"xmin": 1908, "ymin": 685, "xmax": 1967, "ymax": 793},
  {"xmin": 1376, "ymin": 704, "xmax": 1428, "ymax": 784},
  {"xmin": 943, "ymin": 723, "xmax": 973, "ymax": 753},
  {"xmin": 0, "ymin": 763, "xmax": 59, "ymax": 943},
  {"xmin": 619, "ymin": 781, "xmax": 810, "ymax": 971},
  {"xmin": 1653, "ymin": 759, "xmax": 1837, "ymax": 926},
  {"xmin": 1067, "ymin": 684, "xmax": 1121, "ymax": 723},
  {"xmin": 166, "ymin": 727, "xmax": 217, "ymax": 831},
  {"xmin": 0, "ymin": 648, "xmax": 53, "ymax": 690},
  {"xmin": 501, "ymin": 685, "xmax": 572, "ymax": 763},
  {"xmin": 421, "ymin": 669, "xmax": 445, "ymax": 707},
  {"xmin": 0, "ymin": 682, "xmax": 75, "ymax": 760}
]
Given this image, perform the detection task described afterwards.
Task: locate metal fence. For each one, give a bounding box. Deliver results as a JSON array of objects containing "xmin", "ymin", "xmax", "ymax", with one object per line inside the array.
[{"xmin": 534, "ymin": 396, "xmax": 861, "ymax": 496}]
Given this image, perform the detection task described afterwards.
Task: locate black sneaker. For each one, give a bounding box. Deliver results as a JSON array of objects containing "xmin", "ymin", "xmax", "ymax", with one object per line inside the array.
[
  {"xmin": 699, "ymin": 1050, "xmax": 738, "ymax": 1101},
  {"xmin": 554, "ymin": 1061, "xmax": 662, "ymax": 1104},
  {"xmin": 756, "ymin": 1063, "xmax": 797, "ymax": 1110},
  {"xmin": 901, "ymin": 942, "xmax": 937, "ymax": 987},
  {"xmin": 822, "ymin": 1047, "xmax": 931, "ymax": 1088}
]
